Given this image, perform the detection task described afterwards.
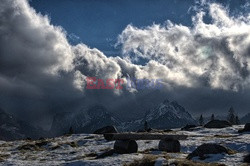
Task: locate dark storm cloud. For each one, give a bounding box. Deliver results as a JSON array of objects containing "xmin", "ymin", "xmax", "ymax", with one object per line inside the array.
[{"xmin": 0, "ymin": 0, "xmax": 250, "ymax": 128}]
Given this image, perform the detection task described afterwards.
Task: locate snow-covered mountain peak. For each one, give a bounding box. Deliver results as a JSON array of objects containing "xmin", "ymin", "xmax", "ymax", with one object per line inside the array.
[{"xmin": 144, "ymin": 99, "xmax": 197, "ymax": 129}]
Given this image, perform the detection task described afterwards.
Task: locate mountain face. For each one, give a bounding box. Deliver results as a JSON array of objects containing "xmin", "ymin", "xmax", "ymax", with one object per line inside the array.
[
  {"xmin": 50, "ymin": 105, "xmax": 121, "ymax": 136},
  {"xmin": 0, "ymin": 98, "xmax": 196, "ymax": 140},
  {"xmin": 50, "ymin": 99, "xmax": 196, "ymax": 136},
  {"xmin": 241, "ymin": 113, "xmax": 250, "ymax": 124},
  {"xmin": 144, "ymin": 100, "xmax": 197, "ymax": 129},
  {"xmin": 120, "ymin": 99, "xmax": 197, "ymax": 131},
  {"xmin": 0, "ymin": 108, "xmax": 46, "ymax": 141}
]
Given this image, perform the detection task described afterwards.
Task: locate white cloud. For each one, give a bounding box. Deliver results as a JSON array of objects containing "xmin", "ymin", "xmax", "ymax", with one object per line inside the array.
[
  {"xmin": 1, "ymin": 0, "xmax": 250, "ymax": 124},
  {"xmin": 117, "ymin": 3, "xmax": 250, "ymax": 91}
]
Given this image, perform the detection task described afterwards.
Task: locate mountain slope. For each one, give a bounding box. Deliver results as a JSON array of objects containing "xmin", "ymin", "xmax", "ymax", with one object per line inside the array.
[
  {"xmin": 145, "ymin": 100, "xmax": 197, "ymax": 129},
  {"xmin": 241, "ymin": 113, "xmax": 250, "ymax": 124},
  {"xmin": 120, "ymin": 99, "xmax": 197, "ymax": 131},
  {"xmin": 0, "ymin": 108, "xmax": 46, "ymax": 141},
  {"xmin": 50, "ymin": 105, "xmax": 121, "ymax": 136},
  {"xmin": 50, "ymin": 99, "xmax": 196, "ymax": 135}
]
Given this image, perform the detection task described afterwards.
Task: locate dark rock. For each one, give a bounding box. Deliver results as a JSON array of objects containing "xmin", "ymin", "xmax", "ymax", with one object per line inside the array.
[
  {"xmin": 114, "ymin": 140, "xmax": 138, "ymax": 154},
  {"xmin": 26, "ymin": 137, "xmax": 32, "ymax": 141},
  {"xmin": 158, "ymin": 139, "xmax": 180, "ymax": 152},
  {"xmin": 93, "ymin": 126, "xmax": 118, "ymax": 134},
  {"xmin": 238, "ymin": 123, "xmax": 250, "ymax": 133},
  {"xmin": 187, "ymin": 143, "xmax": 232, "ymax": 160},
  {"xmin": 17, "ymin": 143, "xmax": 42, "ymax": 151},
  {"xmin": 244, "ymin": 154, "xmax": 250, "ymax": 163},
  {"xmin": 146, "ymin": 128, "xmax": 152, "ymax": 132},
  {"xmin": 204, "ymin": 120, "xmax": 231, "ymax": 129},
  {"xmin": 181, "ymin": 125, "xmax": 197, "ymax": 131},
  {"xmin": 35, "ymin": 140, "xmax": 49, "ymax": 147},
  {"xmin": 96, "ymin": 149, "xmax": 116, "ymax": 159},
  {"xmin": 163, "ymin": 129, "xmax": 173, "ymax": 132}
]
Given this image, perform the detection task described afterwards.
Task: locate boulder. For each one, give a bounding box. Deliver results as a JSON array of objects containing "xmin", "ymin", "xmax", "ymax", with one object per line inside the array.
[
  {"xmin": 163, "ymin": 129, "xmax": 173, "ymax": 132},
  {"xmin": 93, "ymin": 126, "xmax": 118, "ymax": 134},
  {"xmin": 204, "ymin": 120, "xmax": 231, "ymax": 129},
  {"xmin": 244, "ymin": 153, "xmax": 250, "ymax": 163},
  {"xmin": 238, "ymin": 123, "xmax": 250, "ymax": 133},
  {"xmin": 114, "ymin": 140, "xmax": 138, "ymax": 154},
  {"xmin": 181, "ymin": 125, "xmax": 197, "ymax": 131},
  {"xmin": 187, "ymin": 143, "xmax": 232, "ymax": 160},
  {"xmin": 158, "ymin": 139, "xmax": 180, "ymax": 152}
]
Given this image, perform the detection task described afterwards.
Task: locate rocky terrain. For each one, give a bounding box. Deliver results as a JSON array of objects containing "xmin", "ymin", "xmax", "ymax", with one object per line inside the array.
[{"xmin": 0, "ymin": 125, "xmax": 249, "ymax": 166}]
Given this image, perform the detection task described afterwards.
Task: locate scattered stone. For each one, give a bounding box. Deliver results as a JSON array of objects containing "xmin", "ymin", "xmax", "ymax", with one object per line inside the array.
[
  {"xmin": 0, "ymin": 154, "xmax": 10, "ymax": 162},
  {"xmin": 96, "ymin": 149, "xmax": 116, "ymax": 159},
  {"xmin": 50, "ymin": 145, "xmax": 60, "ymax": 150},
  {"xmin": 17, "ymin": 143, "xmax": 42, "ymax": 151},
  {"xmin": 181, "ymin": 124, "xmax": 197, "ymax": 131},
  {"xmin": 66, "ymin": 141, "xmax": 78, "ymax": 148},
  {"xmin": 238, "ymin": 123, "xmax": 250, "ymax": 133},
  {"xmin": 204, "ymin": 120, "xmax": 231, "ymax": 129},
  {"xmin": 244, "ymin": 153, "xmax": 250, "ymax": 163},
  {"xmin": 35, "ymin": 140, "xmax": 49, "ymax": 147},
  {"xmin": 158, "ymin": 139, "xmax": 180, "ymax": 152},
  {"xmin": 187, "ymin": 143, "xmax": 233, "ymax": 160},
  {"xmin": 85, "ymin": 152, "xmax": 98, "ymax": 158},
  {"xmin": 114, "ymin": 140, "xmax": 138, "ymax": 154},
  {"xmin": 26, "ymin": 137, "xmax": 32, "ymax": 141},
  {"xmin": 93, "ymin": 126, "xmax": 118, "ymax": 134}
]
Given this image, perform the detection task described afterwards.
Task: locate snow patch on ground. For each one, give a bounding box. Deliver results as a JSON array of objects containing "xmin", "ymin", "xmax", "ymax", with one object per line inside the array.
[{"xmin": 0, "ymin": 125, "xmax": 249, "ymax": 165}]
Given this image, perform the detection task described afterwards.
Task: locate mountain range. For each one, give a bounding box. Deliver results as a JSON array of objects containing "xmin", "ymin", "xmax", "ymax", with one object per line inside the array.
[
  {"xmin": 0, "ymin": 99, "xmax": 197, "ymax": 140},
  {"xmin": 50, "ymin": 99, "xmax": 197, "ymax": 135}
]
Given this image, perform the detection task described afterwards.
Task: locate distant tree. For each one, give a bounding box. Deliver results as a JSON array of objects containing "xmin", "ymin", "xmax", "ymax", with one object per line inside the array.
[
  {"xmin": 211, "ymin": 114, "xmax": 215, "ymax": 121},
  {"xmin": 235, "ymin": 116, "xmax": 240, "ymax": 125},
  {"xmin": 227, "ymin": 107, "xmax": 236, "ymax": 124},
  {"xmin": 69, "ymin": 126, "xmax": 74, "ymax": 135},
  {"xmin": 199, "ymin": 114, "xmax": 204, "ymax": 126},
  {"xmin": 144, "ymin": 121, "xmax": 148, "ymax": 131}
]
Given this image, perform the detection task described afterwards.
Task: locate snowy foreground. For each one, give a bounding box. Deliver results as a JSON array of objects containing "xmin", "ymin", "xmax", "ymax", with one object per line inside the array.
[{"xmin": 0, "ymin": 125, "xmax": 249, "ymax": 166}]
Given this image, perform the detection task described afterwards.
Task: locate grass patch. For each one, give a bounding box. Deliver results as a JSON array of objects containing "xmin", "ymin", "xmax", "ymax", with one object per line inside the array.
[
  {"xmin": 85, "ymin": 152, "xmax": 98, "ymax": 158},
  {"xmin": 214, "ymin": 135, "xmax": 237, "ymax": 138},
  {"xmin": 170, "ymin": 159, "xmax": 226, "ymax": 166},
  {"xmin": 50, "ymin": 145, "xmax": 60, "ymax": 150},
  {"xmin": 139, "ymin": 148, "xmax": 158, "ymax": 154},
  {"xmin": 124, "ymin": 155, "xmax": 157, "ymax": 166},
  {"xmin": 0, "ymin": 154, "xmax": 10, "ymax": 162},
  {"xmin": 17, "ymin": 143, "xmax": 44, "ymax": 151},
  {"xmin": 66, "ymin": 141, "xmax": 78, "ymax": 148}
]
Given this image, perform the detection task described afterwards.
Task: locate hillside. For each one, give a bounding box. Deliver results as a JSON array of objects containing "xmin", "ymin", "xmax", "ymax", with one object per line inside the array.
[{"xmin": 0, "ymin": 125, "xmax": 249, "ymax": 165}]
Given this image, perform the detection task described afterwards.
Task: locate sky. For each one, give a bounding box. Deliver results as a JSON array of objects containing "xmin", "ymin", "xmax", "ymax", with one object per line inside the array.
[
  {"xmin": 0, "ymin": 0, "xmax": 250, "ymax": 128},
  {"xmin": 29, "ymin": 0, "xmax": 249, "ymax": 57}
]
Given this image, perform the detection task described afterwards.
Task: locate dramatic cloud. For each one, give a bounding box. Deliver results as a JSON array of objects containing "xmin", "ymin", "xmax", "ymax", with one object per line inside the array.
[
  {"xmin": 0, "ymin": 0, "xmax": 128, "ymax": 125},
  {"xmin": 0, "ymin": 0, "xmax": 250, "ymax": 127},
  {"xmin": 117, "ymin": 3, "xmax": 250, "ymax": 91}
]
